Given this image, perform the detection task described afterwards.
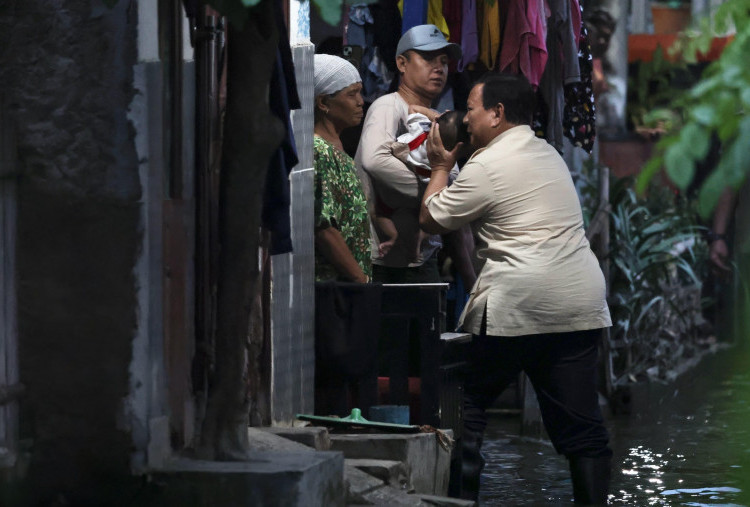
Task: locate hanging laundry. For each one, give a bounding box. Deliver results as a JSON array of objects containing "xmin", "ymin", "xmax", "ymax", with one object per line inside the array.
[
  {"xmin": 370, "ymin": 1, "xmax": 403, "ymax": 73},
  {"xmin": 263, "ymin": 3, "xmax": 301, "ymax": 255},
  {"xmin": 347, "ymin": 4, "xmax": 374, "ymax": 47},
  {"xmin": 443, "ymin": 0, "xmax": 462, "ymax": 43},
  {"xmin": 478, "ymin": 0, "xmax": 501, "ymax": 70},
  {"xmin": 538, "ymin": 0, "xmax": 582, "ymax": 152},
  {"xmin": 499, "ymin": 0, "xmax": 549, "ymax": 87},
  {"xmin": 348, "ymin": 4, "xmax": 394, "ymax": 103},
  {"xmin": 563, "ymin": 0, "xmax": 596, "ymax": 153},
  {"xmin": 398, "ymin": 0, "xmax": 450, "ymax": 38},
  {"xmin": 458, "ymin": 0, "xmax": 479, "ymax": 71},
  {"xmin": 570, "ymin": 0, "xmax": 582, "ymax": 48}
]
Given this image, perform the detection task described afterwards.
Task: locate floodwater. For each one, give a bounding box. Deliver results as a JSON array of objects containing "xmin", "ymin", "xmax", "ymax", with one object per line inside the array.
[{"xmin": 477, "ymin": 348, "xmax": 750, "ymax": 506}]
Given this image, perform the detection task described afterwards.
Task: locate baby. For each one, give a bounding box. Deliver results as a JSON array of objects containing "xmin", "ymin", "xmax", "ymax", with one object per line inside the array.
[
  {"xmin": 374, "ymin": 107, "xmax": 477, "ymax": 290},
  {"xmin": 374, "ymin": 107, "xmax": 469, "ymax": 260}
]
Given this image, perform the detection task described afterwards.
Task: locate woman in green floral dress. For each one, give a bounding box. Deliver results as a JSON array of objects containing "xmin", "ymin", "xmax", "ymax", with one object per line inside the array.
[{"xmin": 313, "ymin": 54, "xmax": 371, "ymax": 282}]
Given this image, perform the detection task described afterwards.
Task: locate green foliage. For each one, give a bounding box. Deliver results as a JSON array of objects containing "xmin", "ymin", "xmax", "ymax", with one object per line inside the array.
[
  {"xmin": 606, "ymin": 177, "xmax": 707, "ymax": 381},
  {"xmin": 627, "ymin": 46, "xmax": 687, "ymax": 131},
  {"xmin": 637, "ymin": 0, "xmax": 750, "ymax": 217}
]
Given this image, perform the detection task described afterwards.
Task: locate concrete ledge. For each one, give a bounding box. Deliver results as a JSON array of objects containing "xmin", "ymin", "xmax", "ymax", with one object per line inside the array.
[
  {"xmin": 415, "ymin": 494, "xmax": 476, "ymax": 506},
  {"xmin": 258, "ymin": 426, "xmax": 331, "ymax": 450},
  {"xmin": 346, "ymin": 458, "xmax": 411, "ymax": 491},
  {"xmin": 330, "ymin": 432, "xmax": 451, "ymax": 495},
  {"xmin": 152, "ymin": 453, "xmax": 344, "ymax": 506}
]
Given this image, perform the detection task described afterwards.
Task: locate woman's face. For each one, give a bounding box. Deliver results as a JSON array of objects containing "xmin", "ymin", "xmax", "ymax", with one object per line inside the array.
[{"xmin": 325, "ymin": 82, "xmax": 364, "ymax": 129}]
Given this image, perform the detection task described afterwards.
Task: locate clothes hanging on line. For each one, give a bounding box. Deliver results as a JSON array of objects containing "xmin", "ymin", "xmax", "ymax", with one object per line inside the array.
[
  {"xmin": 398, "ymin": 0, "xmax": 451, "ymax": 37},
  {"xmin": 563, "ymin": 0, "xmax": 596, "ymax": 153},
  {"xmin": 331, "ymin": 0, "xmax": 597, "ymax": 155},
  {"xmin": 499, "ymin": 0, "xmax": 548, "ymax": 87},
  {"xmin": 538, "ymin": 0, "xmax": 582, "ymax": 152},
  {"xmin": 478, "ymin": 0, "xmax": 501, "ymax": 70}
]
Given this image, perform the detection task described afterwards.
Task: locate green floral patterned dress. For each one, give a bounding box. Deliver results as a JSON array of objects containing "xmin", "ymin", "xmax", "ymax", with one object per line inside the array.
[{"xmin": 313, "ymin": 136, "xmax": 372, "ymax": 281}]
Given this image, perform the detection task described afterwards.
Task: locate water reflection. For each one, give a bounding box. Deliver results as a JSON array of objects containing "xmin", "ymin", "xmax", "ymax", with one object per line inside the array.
[{"xmin": 478, "ymin": 351, "xmax": 750, "ymax": 505}]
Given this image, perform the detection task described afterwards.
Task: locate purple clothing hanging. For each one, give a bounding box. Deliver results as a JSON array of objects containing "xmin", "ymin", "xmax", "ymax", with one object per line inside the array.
[{"xmin": 458, "ymin": 0, "xmax": 478, "ymax": 72}]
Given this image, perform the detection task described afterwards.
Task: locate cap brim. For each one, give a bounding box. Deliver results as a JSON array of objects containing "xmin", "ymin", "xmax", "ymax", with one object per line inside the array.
[{"xmin": 410, "ymin": 42, "xmax": 463, "ymax": 62}]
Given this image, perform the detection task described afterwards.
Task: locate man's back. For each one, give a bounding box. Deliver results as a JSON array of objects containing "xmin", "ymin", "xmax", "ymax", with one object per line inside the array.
[{"xmin": 425, "ymin": 124, "xmax": 610, "ymax": 336}]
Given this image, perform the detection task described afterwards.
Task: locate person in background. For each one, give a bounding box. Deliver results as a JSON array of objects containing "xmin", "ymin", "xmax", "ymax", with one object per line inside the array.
[
  {"xmin": 420, "ymin": 73, "xmax": 613, "ymax": 504},
  {"xmin": 313, "ymin": 54, "xmax": 370, "ymax": 283},
  {"xmin": 356, "ymin": 24, "xmax": 463, "ymax": 284},
  {"xmin": 708, "ymin": 183, "xmax": 750, "ymax": 346},
  {"xmin": 375, "ymin": 106, "xmax": 476, "ymax": 289}
]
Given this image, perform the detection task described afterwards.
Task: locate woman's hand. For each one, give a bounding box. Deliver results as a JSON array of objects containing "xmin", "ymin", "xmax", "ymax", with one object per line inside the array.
[{"xmin": 426, "ymin": 121, "xmax": 463, "ymax": 173}]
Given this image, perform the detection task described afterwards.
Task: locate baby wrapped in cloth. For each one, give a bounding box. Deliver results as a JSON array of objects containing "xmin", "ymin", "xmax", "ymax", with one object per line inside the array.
[{"xmin": 374, "ymin": 110, "xmax": 468, "ymax": 259}]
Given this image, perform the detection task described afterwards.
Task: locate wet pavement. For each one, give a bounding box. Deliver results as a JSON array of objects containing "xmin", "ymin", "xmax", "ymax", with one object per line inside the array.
[{"xmin": 477, "ymin": 348, "xmax": 750, "ymax": 505}]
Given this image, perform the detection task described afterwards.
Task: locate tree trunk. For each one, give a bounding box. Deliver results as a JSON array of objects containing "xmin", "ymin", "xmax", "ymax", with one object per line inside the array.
[{"xmin": 198, "ymin": 0, "xmax": 285, "ymax": 460}]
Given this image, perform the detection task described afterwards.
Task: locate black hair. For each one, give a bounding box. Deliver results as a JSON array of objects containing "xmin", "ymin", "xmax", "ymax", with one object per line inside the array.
[
  {"xmin": 475, "ymin": 73, "xmax": 535, "ymax": 126},
  {"xmin": 437, "ymin": 110, "xmax": 468, "ymax": 151}
]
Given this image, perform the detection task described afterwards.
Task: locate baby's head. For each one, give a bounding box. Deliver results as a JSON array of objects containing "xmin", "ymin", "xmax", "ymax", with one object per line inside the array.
[{"xmin": 437, "ymin": 111, "xmax": 469, "ymax": 151}]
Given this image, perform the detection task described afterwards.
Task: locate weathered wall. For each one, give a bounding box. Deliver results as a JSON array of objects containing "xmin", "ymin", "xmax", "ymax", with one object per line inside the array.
[{"xmin": 0, "ymin": 1, "xmax": 142, "ymax": 502}]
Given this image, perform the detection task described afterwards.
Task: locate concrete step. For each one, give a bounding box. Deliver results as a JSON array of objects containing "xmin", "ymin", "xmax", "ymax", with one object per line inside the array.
[
  {"xmin": 330, "ymin": 431, "xmax": 452, "ymax": 496},
  {"xmin": 257, "ymin": 426, "xmax": 331, "ymax": 450},
  {"xmin": 346, "ymin": 458, "xmax": 411, "ymax": 492},
  {"xmin": 153, "ymin": 453, "xmax": 344, "ymax": 506},
  {"xmin": 414, "ymin": 494, "xmax": 476, "ymax": 506}
]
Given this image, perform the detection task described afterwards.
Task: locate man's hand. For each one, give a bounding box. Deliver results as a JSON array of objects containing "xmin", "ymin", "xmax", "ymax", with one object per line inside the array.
[
  {"xmin": 426, "ymin": 120, "xmax": 462, "ymax": 172},
  {"xmin": 408, "ymin": 104, "xmax": 440, "ymax": 121},
  {"xmin": 709, "ymin": 238, "xmax": 732, "ymax": 280}
]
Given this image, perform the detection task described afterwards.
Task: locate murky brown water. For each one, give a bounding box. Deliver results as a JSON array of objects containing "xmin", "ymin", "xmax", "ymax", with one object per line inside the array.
[{"xmin": 478, "ymin": 348, "xmax": 750, "ymax": 506}]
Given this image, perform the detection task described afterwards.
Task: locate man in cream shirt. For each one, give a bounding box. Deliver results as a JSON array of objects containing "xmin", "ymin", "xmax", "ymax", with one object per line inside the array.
[{"xmin": 420, "ymin": 73, "xmax": 612, "ymax": 505}]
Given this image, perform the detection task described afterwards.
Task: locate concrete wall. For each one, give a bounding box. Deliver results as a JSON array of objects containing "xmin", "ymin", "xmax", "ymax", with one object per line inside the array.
[{"xmin": 0, "ymin": 1, "xmax": 143, "ymax": 502}]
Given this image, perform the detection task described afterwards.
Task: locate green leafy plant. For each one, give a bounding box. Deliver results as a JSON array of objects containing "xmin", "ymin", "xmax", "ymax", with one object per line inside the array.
[
  {"xmin": 607, "ymin": 177, "xmax": 708, "ymax": 382},
  {"xmin": 627, "ymin": 47, "xmax": 688, "ymax": 135},
  {"xmin": 637, "ymin": 0, "xmax": 750, "ymax": 217}
]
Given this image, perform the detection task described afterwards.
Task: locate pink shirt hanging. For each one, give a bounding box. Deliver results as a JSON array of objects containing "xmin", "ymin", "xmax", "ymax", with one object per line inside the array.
[{"xmin": 499, "ymin": 0, "xmax": 548, "ymax": 88}]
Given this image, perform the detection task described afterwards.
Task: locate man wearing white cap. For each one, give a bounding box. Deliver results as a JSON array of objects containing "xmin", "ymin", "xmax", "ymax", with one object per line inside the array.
[{"xmin": 355, "ymin": 24, "xmax": 462, "ymax": 283}]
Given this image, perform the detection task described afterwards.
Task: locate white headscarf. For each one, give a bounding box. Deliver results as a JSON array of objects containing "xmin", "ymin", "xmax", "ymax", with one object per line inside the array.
[{"xmin": 314, "ymin": 54, "xmax": 362, "ymax": 97}]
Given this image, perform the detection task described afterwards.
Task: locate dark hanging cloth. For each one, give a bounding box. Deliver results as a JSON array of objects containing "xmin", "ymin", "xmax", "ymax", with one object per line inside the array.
[
  {"xmin": 370, "ymin": 0, "xmax": 402, "ymax": 74},
  {"xmin": 538, "ymin": 0, "xmax": 581, "ymax": 153},
  {"xmin": 443, "ymin": 0, "xmax": 462, "ymax": 44},
  {"xmin": 314, "ymin": 281, "xmax": 383, "ymax": 416},
  {"xmin": 562, "ymin": 1, "xmax": 596, "ymax": 153},
  {"xmin": 262, "ymin": 2, "xmax": 301, "ymax": 255}
]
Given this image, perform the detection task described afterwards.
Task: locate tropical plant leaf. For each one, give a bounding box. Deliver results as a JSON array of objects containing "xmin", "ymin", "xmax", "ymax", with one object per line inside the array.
[
  {"xmin": 664, "ymin": 144, "xmax": 695, "ymax": 189},
  {"xmin": 681, "ymin": 123, "xmax": 710, "ymax": 160},
  {"xmin": 691, "ymin": 105, "xmax": 717, "ymax": 126},
  {"xmin": 697, "ymin": 170, "xmax": 728, "ymax": 218},
  {"xmin": 636, "ymin": 156, "xmax": 664, "ymax": 195},
  {"xmin": 634, "ymin": 296, "xmax": 664, "ymax": 328}
]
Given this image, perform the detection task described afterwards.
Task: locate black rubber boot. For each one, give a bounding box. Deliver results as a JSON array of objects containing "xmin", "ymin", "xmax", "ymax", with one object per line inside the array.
[
  {"xmin": 458, "ymin": 428, "xmax": 486, "ymax": 501},
  {"xmin": 569, "ymin": 455, "xmax": 611, "ymax": 505}
]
